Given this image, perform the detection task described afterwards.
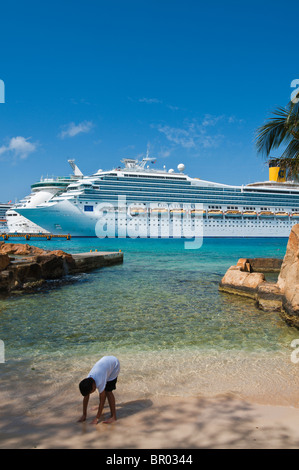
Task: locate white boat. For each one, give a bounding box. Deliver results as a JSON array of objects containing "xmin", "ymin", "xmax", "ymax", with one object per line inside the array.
[
  {"xmin": 14, "ymin": 157, "xmax": 299, "ymax": 238},
  {"xmin": 6, "ymin": 160, "xmax": 83, "ymax": 233}
]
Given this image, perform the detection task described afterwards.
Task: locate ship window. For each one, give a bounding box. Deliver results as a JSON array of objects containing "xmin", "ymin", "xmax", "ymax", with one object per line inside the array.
[{"xmin": 84, "ymin": 205, "xmax": 94, "ymax": 212}]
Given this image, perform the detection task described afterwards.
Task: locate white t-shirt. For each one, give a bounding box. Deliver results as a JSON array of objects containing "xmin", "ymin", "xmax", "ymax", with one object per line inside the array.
[{"xmin": 87, "ymin": 356, "xmax": 120, "ymax": 393}]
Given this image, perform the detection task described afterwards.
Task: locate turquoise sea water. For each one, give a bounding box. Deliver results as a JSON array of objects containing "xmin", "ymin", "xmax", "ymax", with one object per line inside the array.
[{"xmin": 1, "ymin": 237, "xmax": 299, "ymax": 405}]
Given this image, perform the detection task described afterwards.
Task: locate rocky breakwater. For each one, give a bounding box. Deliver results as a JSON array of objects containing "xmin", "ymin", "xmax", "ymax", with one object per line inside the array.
[
  {"xmin": 0, "ymin": 242, "xmax": 123, "ymax": 294},
  {"xmin": 219, "ymin": 224, "xmax": 299, "ymax": 328},
  {"xmin": 0, "ymin": 242, "xmax": 76, "ymax": 292}
]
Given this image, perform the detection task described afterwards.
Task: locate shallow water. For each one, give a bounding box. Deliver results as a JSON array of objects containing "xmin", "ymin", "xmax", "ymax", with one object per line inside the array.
[{"xmin": 1, "ymin": 237, "xmax": 299, "ymax": 406}]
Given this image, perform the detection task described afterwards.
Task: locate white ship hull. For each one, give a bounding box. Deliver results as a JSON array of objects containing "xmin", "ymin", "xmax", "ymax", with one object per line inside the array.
[{"xmin": 16, "ymin": 200, "xmax": 297, "ymax": 238}]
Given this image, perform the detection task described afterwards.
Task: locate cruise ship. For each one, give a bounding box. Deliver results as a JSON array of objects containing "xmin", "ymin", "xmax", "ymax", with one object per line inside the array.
[
  {"xmin": 6, "ymin": 160, "xmax": 83, "ymax": 233},
  {"xmin": 14, "ymin": 157, "xmax": 299, "ymax": 238}
]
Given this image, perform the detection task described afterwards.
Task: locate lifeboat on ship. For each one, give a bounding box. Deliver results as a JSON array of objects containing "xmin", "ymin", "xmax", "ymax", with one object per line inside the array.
[
  {"xmin": 258, "ymin": 210, "xmax": 274, "ymax": 217},
  {"xmin": 275, "ymin": 211, "xmax": 289, "ymax": 218},
  {"xmin": 242, "ymin": 210, "xmax": 257, "ymax": 217},
  {"xmin": 207, "ymin": 209, "xmax": 223, "ymax": 217},
  {"xmin": 224, "ymin": 210, "xmax": 242, "ymax": 217}
]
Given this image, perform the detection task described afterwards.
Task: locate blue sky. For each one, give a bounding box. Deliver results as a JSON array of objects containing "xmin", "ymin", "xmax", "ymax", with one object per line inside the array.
[{"xmin": 0, "ymin": 0, "xmax": 298, "ymax": 202}]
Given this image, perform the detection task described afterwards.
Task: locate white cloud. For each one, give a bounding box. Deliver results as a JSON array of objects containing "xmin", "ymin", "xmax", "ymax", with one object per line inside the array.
[
  {"xmin": 138, "ymin": 97, "xmax": 162, "ymax": 104},
  {"xmin": 0, "ymin": 136, "xmax": 37, "ymax": 159},
  {"xmin": 59, "ymin": 120, "xmax": 94, "ymax": 139},
  {"xmin": 154, "ymin": 120, "xmax": 222, "ymax": 150},
  {"xmin": 166, "ymin": 104, "xmax": 180, "ymax": 111},
  {"xmin": 202, "ymin": 114, "xmax": 244, "ymax": 126},
  {"xmin": 153, "ymin": 113, "xmax": 244, "ymax": 152},
  {"xmin": 227, "ymin": 115, "xmax": 245, "ymax": 124},
  {"xmin": 202, "ymin": 114, "xmax": 225, "ymax": 127},
  {"xmin": 156, "ymin": 124, "xmax": 196, "ymax": 149},
  {"xmin": 158, "ymin": 147, "xmax": 173, "ymax": 158}
]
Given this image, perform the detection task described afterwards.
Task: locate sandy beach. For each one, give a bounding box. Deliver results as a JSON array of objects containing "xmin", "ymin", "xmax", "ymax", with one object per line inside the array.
[
  {"xmin": 1, "ymin": 347, "xmax": 299, "ymax": 449},
  {"xmin": 1, "ymin": 383, "xmax": 299, "ymax": 449}
]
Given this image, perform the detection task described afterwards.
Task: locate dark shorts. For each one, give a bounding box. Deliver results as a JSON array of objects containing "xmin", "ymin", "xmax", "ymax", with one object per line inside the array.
[{"xmin": 105, "ymin": 377, "xmax": 117, "ymax": 392}]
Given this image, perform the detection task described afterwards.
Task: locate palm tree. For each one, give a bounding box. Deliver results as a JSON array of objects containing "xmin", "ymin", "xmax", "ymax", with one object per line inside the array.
[{"xmin": 256, "ymin": 93, "xmax": 299, "ymax": 179}]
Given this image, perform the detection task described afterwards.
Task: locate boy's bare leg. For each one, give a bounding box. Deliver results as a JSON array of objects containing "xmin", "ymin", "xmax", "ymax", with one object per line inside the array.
[{"xmin": 103, "ymin": 391, "xmax": 117, "ymax": 423}]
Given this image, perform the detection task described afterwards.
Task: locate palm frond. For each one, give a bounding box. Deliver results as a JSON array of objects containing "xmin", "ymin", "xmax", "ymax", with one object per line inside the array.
[
  {"xmin": 277, "ymin": 156, "xmax": 299, "ymax": 180},
  {"xmin": 281, "ymin": 138, "xmax": 299, "ymax": 160},
  {"xmin": 255, "ymin": 106, "xmax": 294, "ymax": 156}
]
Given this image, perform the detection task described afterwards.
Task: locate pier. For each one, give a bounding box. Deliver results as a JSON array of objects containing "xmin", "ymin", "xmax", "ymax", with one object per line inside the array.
[
  {"xmin": 1, "ymin": 233, "xmax": 71, "ymax": 240},
  {"xmin": 71, "ymin": 251, "xmax": 123, "ymax": 273}
]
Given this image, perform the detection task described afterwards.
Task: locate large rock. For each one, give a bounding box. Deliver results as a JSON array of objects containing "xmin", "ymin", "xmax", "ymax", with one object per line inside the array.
[
  {"xmin": 248, "ymin": 258, "xmax": 282, "ymax": 273},
  {"xmin": 219, "ymin": 266, "xmax": 265, "ymax": 299},
  {"xmin": 0, "ymin": 243, "xmax": 75, "ymax": 292},
  {"xmin": 47, "ymin": 250, "xmax": 76, "ymax": 273},
  {"xmin": 277, "ymin": 225, "xmax": 299, "ymax": 293},
  {"xmin": 34, "ymin": 253, "xmax": 66, "ymax": 279},
  {"xmin": 256, "ymin": 283, "xmax": 283, "ymax": 312},
  {"xmin": 0, "ymin": 243, "xmax": 45, "ymax": 256},
  {"xmin": 0, "ymin": 269, "xmax": 14, "ymax": 292},
  {"xmin": 0, "ymin": 254, "xmax": 10, "ymax": 271},
  {"xmin": 277, "ymin": 225, "xmax": 299, "ymax": 323},
  {"xmin": 13, "ymin": 262, "xmax": 42, "ymax": 283}
]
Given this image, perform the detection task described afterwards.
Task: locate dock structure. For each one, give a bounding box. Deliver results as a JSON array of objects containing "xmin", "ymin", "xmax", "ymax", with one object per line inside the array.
[
  {"xmin": 71, "ymin": 251, "xmax": 123, "ymax": 272},
  {"xmin": 1, "ymin": 233, "xmax": 71, "ymax": 240}
]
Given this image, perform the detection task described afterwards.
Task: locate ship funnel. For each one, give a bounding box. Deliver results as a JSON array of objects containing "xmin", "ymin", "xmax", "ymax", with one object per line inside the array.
[
  {"xmin": 68, "ymin": 159, "xmax": 84, "ymax": 177},
  {"xmin": 269, "ymin": 160, "xmax": 286, "ymax": 182}
]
